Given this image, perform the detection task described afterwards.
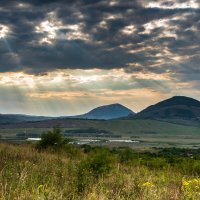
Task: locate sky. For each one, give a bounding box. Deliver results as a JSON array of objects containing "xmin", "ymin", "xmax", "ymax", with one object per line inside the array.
[{"xmin": 0, "ymin": 0, "xmax": 200, "ymax": 116}]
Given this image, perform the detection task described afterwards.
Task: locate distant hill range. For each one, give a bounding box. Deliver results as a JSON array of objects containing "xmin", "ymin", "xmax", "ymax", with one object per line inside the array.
[
  {"xmin": 0, "ymin": 96, "xmax": 200, "ymax": 126},
  {"xmin": 68, "ymin": 103, "xmax": 135, "ymax": 120},
  {"xmin": 0, "ymin": 103, "xmax": 134, "ymax": 124},
  {"xmin": 132, "ymin": 96, "xmax": 200, "ymax": 122},
  {"xmin": 0, "ymin": 114, "xmax": 53, "ymax": 124}
]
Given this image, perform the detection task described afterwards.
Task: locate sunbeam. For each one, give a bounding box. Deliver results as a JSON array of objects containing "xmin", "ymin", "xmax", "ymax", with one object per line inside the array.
[{"xmin": 0, "ymin": 0, "xmax": 199, "ymax": 116}]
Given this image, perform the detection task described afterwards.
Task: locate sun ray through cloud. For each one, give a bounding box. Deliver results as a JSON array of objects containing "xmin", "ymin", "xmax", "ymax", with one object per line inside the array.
[{"xmin": 0, "ymin": 0, "xmax": 198, "ymax": 115}]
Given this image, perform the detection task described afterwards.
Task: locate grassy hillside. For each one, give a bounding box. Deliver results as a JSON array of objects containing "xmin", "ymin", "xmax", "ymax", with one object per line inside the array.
[
  {"xmin": 1, "ymin": 119, "xmax": 200, "ymax": 149},
  {"xmin": 1, "ymin": 143, "xmax": 200, "ymax": 199},
  {"xmin": 89, "ymin": 119, "xmax": 200, "ymax": 136},
  {"xmin": 1, "ymin": 119, "xmax": 200, "ymax": 136}
]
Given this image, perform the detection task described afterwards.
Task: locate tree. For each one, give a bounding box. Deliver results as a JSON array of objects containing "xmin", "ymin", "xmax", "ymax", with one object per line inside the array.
[{"xmin": 37, "ymin": 127, "xmax": 62, "ymax": 149}]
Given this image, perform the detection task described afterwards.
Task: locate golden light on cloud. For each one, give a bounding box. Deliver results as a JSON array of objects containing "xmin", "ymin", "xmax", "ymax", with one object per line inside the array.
[
  {"xmin": 25, "ymin": 87, "xmax": 169, "ymax": 112},
  {"xmin": 0, "ymin": 72, "xmax": 36, "ymax": 88},
  {"xmin": 28, "ymin": 91, "xmax": 90, "ymax": 99},
  {"xmin": 0, "ymin": 68, "xmax": 197, "ymax": 115},
  {"xmin": 0, "ymin": 68, "xmax": 171, "ymax": 90},
  {"xmin": 175, "ymin": 82, "xmax": 194, "ymax": 90},
  {"xmin": 132, "ymin": 72, "xmax": 171, "ymax": 81},
  {"xmin": 73, "ymin": 75, "xmax": 103, "ymax": 83}
]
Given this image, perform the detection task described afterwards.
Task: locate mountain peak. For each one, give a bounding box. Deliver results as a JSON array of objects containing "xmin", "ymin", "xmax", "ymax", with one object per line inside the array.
[
  {"xmin": 92, "ymin": 103, "xmax": 128, "ymax": 110},
  {"xmin": 135, "ymin": 96, "xmax": 200, "ymax": 120},
  {"xmin": 155, "ymin": 96, "xmax": 200, "ymax": 108},
  {"xmin": 73, "ymin": 103, "xmax": 134, "ymax": 120}
]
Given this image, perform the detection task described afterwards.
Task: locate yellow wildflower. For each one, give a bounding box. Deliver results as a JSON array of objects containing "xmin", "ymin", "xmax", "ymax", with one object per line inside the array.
[
  {"xmin": 142, "ymin": 181, "xmax": 154, "ymax": 188},
  {"xmin": 182, "ymin": 180, "xmax": 190, "ymax": 186}
]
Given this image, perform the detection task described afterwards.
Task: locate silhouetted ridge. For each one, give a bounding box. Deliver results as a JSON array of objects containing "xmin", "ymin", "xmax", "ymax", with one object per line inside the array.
[
  {"xmin": 153, "ymin": 96, "xmax": 200, "ymax": 108},
  {"xmin": 0, "ymin": 114, "xmax": 53, "ymax": 124},
  {"xmin": 71, "ymin": 103, "xmax": 134, "ymax": 120},
  {"xmin": 135, "ymin": 96, "xmax": 200, "ymax": 120}
]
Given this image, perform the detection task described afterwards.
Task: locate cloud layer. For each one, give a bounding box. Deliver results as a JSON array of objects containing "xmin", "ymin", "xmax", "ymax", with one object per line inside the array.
[
  {"xmin": 0, "ymin": 1, "xmax": 199, "ymax": 76},
  {"xmin": 0, "ymin": 0, "xmax": 199, "ymax": 115}
]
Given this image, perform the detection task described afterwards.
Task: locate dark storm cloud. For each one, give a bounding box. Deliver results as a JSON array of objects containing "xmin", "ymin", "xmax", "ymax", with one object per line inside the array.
[{"xmin": 0, "ymin": 0, "xmax": 199, "ymax": 83}]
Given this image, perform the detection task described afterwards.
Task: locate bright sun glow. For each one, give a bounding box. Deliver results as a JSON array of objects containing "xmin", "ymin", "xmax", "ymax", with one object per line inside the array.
[
  {"xmin": 0, "ymin": 25, "xmax": 10, "ymax": 38},
  {"xmin": 36, "ymin": 20, "xmax": 60, "ymax": 44}
]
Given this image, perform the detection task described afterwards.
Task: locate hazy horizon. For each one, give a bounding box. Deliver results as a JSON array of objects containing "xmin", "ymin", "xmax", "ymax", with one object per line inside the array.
[
  {"xmin": 0, "ymin": 95, "xmax": 199, "ymax": 117},
  {"xmin": 0, "ymin": 1, "xmax": 199, "ymax": 116}
]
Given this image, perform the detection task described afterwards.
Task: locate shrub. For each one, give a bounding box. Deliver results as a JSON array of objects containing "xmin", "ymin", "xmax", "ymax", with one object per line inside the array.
[
  {"xmin": 36, "ymin": 127, "xmax": 62, "ymax": 150},
  {"xmin": 76, "ymin": 149, "xmax": 115, "ymax": 193},
  {"xmin": 62, "ymin": 138, "xmax": 74, "ymax": 145},
  {"xmin": 118, "ymin": 148, "xmax": 136, "ymax": 163},
  {"xmin": 79, "ymin": 149, "xmax": 115, "ymax": 177},
  {"xmin": 81, "ymin": 144, "xmax": 93, "ymax": 153}
]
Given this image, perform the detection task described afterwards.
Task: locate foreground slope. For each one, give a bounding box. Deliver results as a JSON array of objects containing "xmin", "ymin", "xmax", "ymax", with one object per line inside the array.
[{"xmin": 1, "ymin": 143, "xmax": 200, "ymax": 199}]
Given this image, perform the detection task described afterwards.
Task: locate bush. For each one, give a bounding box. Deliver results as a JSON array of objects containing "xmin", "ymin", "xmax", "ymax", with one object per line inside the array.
[
  {"xmin": 79, "ymin": 149, "xmax": 115, "ymax": 177},
  {"xmin": 36, "ymin": 127, "xmax": 62, "ymax": 150},
  {"xmin": 62, "ymin": 138, "xmax": 74, "ymax": 145},
  {"xmin": 118, "ymin": 148, "xmax": 136, "ymax": 163},
  {"xmin": 76, "ymin": 149, "xmax": 115, "ymax": 193}
]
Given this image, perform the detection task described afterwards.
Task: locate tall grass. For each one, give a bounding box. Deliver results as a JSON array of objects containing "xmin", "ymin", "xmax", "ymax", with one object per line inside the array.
[{"xmin": 0, "ymin": 143, "xmax": 200, "ymax": 199}]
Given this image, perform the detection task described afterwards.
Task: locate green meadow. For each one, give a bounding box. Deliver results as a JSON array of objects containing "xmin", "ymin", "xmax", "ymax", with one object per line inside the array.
[
  {"xmin": 1, "ymin": 140, "xmax": 200, "ymax": 199},
  {"xmin": 1, "ymin": 119, "xmax": 200, "ymax": 149},
  {"xmin": 1, "ymin": 119, "xmax": 200, "ymax": 136}
]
